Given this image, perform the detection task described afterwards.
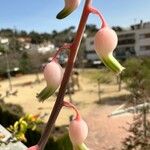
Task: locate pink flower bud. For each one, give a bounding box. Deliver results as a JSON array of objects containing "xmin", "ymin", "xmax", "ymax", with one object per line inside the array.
[
  {"xmin": 27, "ymin": 145, "xmax": 39, "ymax": 150},
  {"xmin": 44, "ymin": 61, "xmax": 63, "ymax": 88},
  {"xmin": 94, "ymin": 27, "xmax": 125, "ymax": 74},
  {"xmin": 69, "ymin": 118, "xmax": 88, "ymax": 145},
  {"xmin": 37, "ymin": 61, "xmax": 63, "ymax": 102},
  {"xmin": 65, "ymin": 0, "xmax": 80, "ymax": 10},
  {"xmin": 94, "ymin": 27, "xmax": 118, "ymax": 57},
  {"xmin": 57, "ymin": 0, "xmax": 81, "ymax": 19}
]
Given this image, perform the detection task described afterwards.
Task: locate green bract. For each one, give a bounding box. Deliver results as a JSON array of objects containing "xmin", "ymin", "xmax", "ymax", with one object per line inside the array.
[
  {"xmin": 74, "ymin": 143, "xmax": 89, "ymax": 150},
  {"xmin": 101, "ymin": 54, "xmax": 125, "ymax": 74}
]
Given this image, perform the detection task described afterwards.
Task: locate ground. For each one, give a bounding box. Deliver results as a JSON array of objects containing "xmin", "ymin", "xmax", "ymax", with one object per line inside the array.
[
  {"xmin": 85, "ymin": 105, "xmax": 132, "ymax": 150},
  {"xmin": 0, "ymin": 69, "xmax": 132, "ymax": 149}
]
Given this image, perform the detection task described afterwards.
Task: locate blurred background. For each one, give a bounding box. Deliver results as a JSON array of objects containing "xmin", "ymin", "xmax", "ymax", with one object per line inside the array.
[{"xmin": 0, "ymin": 0, "xmax": 150, "ymax": 150}]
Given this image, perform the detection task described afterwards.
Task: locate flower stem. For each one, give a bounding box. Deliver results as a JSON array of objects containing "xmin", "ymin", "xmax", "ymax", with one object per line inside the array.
[
  {"xmin": 63, "ymin": 101, "xmax": 81, "ymax": 120},
  {"xmin": 51, "ymin": 43, "xmax": 71, "ymax": 62},
  {"xmin": 88, "ymin": 6, "xmax": 108, "ymax": 28},
  {"xmin": 37, "ymin": 0, "xmax": 92, "ymax": 149}
]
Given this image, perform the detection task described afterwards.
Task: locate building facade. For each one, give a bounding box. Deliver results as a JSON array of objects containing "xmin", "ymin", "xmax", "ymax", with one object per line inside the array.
[
  {"xmin": 116, "ymin": 21, "xmax": 150, "ymax": 59},
  {"xmin": 85, "ymin": 37, "xmax": 101, "ymax": 67}
]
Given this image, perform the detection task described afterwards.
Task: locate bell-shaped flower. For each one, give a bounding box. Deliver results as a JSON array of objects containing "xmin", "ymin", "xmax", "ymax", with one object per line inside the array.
[
  {"xmin": 69, "ymin": 117, "xmax": 88, "ymax": 145},
  {"xmin": 56, "ymin": 0, "xmax": 81, "ymax": 19},
  {"xmin": 94, "ymin": 27, "xmax": 125, "ymax": 74},
  {"xmin": 37, "ymin": 61, "xmax": 63, "ymax": 102}
]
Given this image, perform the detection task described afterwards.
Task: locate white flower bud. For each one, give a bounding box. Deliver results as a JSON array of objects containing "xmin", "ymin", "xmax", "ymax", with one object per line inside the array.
[{"xmin": 94, "ymin": 27, "xmax": 118, "ymax": 57}]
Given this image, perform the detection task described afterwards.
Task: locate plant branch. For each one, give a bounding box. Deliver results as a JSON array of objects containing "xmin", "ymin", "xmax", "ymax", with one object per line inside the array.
[
  {"xmin": 51, "ymin": 43, "xmax": 71, "ymax": 62},
  {"xmin": 37, "ymin": 0, "xmax": 92, "ymax": 149},
  {"xmin": 88, "ymin": 6, "xmax": 108, "ymax": 28},
  {"xmin": 63, "ymin": 101, "xmax": 81, "ymax": 120}
]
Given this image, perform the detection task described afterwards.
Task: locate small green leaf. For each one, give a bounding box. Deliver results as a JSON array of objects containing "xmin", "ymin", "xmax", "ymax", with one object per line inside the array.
[
  {"xmin": 31, "ymin": 125, "xmax": 37, "ymax": 131},
  {"xmin": 20, "ymin": 121, "xmax": 28, "ymax": 133},
  {"xmin": 14, "ymin": 121, "xmax": 19, "ymax": 131}
]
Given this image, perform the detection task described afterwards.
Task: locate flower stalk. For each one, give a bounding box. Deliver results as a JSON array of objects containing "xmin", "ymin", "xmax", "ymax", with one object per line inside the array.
[
  {"xmin": 27, "ymin": 0, "xmax": 124, "ymax": 149},
  {"xmin": 88, "ymin": 6, "xmax": 108, "ymax": 28},
  {"xmin": 35, "ymin": 1, "xmax": 92, "ymax": 149},
  {"xmin": 51, "ymin": 43, "xmax": 71, "ymax": 62},
  {"xmin": 63, "ymin": 101, "xmax": 81, "ymax": 120}
]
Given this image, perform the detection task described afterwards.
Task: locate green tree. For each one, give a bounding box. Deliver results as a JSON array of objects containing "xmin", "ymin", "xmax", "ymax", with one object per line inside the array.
[
  {"xmin": 29, "ymin": 31, "xmax": 43, "ymax": 44},
  {"xmin": 18, "ymin": 30, "xmax": 28, "ymax": 37},
  {"xmin": 0, "ymin": 29, "xmax": 14, "ymax": 37},
  {"xmin": 9, "ymin": 38, "xmax": 22, "ymax": 52},
  {"xmin": 19, "ymin": 51, "xmax": 31, "ymax": 74},
  {"xmin": 123, "ymin": 57, "xmax": 150, "ymax": 101},
  {"xmin": 122, "ymin": 57, "xmax": 150, "ymax": 150},
  {"xmin": 85, "ymin": 24, "xmax": 98, "ymax": 36}
]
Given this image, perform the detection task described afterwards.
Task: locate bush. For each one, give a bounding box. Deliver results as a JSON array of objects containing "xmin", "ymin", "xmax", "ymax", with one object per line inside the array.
[
  {"xmin": 25, "ymin": 127, "xmax": 72, "ymax": 150},
  {"xmin": 19, "ymin": 52, "xmax": 32, "ymax": 74},
  {"xmin": 56, "ymin": 133, "xmax": 73, "ymax": 150},
  {"xmin": 0, "ymin": 100, "xmax": 73, "ymax": 149},
  {"xmin": 123, "ymin": 57, "xmax": 150, "ymax": 100},
  {"xmin": 0, "ymin": 100, "xmax": 24, "ymax": 127},
  {"xmin": 122, "ymin": 57, "xmax": 150, "ymax": 150},
  {"xmin": 81, "ymin": 69, "xmax": 114, "ymax": 83}
]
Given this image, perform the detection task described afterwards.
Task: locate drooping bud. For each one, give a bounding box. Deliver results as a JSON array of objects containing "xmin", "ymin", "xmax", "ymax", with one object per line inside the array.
[
  {"xmin": 43, "ymin": 61, "xmax": 63, "ymax": 87},
  {"xmin": 69, "ymin": 118, "xmax": 88, "ymax": 145},
  {"xmin": 37, "ymin": 61, "xmax": 63, "ymax": 102},
  {"xmin": 27, "ymin": 145, "xmax": 39, "ymax": 150},
  {"xmin": 94, "ymin": 27, "xmax": 118, "ymax": 56},
  {"xmin": 94, "ymin": 27, "xmax": 125, "ymax": 74},
  {"xmin": 56, "ymin": 0, "xmax": 81, "ymax": 19}
]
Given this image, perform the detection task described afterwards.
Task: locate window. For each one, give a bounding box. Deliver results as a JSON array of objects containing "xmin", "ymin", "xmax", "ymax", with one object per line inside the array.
[
  {"xmin": 90, "ymin": 41, "xmax": 94, "ymax": 45},
  {"xmin": 118, "ymin": 39, "xmax": 135, "ymax": 45},
  {"xmin": 140, "ymin": 45, "xmax": 150, "ymax": 51},
  {"xmin": 118, "ymin": 33, "xmax": 135, "ymax": 39},
  {"xmin": 139, "ymin": 33, "xmax": 150, "ymax": 39}
]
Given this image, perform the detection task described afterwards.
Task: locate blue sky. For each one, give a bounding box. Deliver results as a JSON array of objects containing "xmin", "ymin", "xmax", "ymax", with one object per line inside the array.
[{"xmin": 0, "ymin": 0, "xmax": 150, "ymax": 33}]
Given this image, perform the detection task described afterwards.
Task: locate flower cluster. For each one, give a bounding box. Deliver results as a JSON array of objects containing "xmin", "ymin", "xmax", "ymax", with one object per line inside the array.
[
  {"xmin": 8, "ymin": 114, "xmax": 42, "ymax": 142},
  {"xmin": 28, "ymin": 0, "xmax": 124, "ymax": 149}
]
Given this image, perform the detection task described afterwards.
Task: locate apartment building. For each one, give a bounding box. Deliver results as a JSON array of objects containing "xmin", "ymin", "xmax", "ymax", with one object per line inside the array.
[
  {"xmin": 116, "ymin": 21, "xmax": 150, "ymax": 59},
  {"xmin": 85, "ymin": 37, "xmax": 101, "ymax": 67}
]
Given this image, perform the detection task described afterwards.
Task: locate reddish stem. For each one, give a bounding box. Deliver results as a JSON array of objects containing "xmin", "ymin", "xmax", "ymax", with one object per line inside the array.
[
  {"xmin": 88, "ymin": 6, "xmax": 108, "ymax": 28},
  {"xmin": 63, "ymin": 101, "xmax": 81, "ymax": 120},
  {"xmin": 51, "ymin": 43, "xmax": 71, "ymax": 62},
  {"xmin": 37, "ymin": 0, "xmax": 92, "ymax": 150}
]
